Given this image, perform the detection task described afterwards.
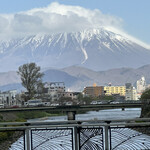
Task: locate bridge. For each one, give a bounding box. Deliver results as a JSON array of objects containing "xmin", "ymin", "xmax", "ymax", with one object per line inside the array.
[
  {"xmin": 0, "ymin": 118, "xmax": 150, "ymax": 150},
  {"xmin": 0, "ymin": 102, "xmax": 142, "ymax": 120},
  {"xmin": 0, "ymin": 102, "xmax": 142, "ymax": 112}
]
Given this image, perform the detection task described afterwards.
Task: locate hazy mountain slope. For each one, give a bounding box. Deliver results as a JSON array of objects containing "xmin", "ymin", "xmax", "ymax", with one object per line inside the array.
[
  {"xmin": 62, "ymin": 65, "xmax": 150, "ymax": 90},
  {"xmin": 0, "ymin": 28, "xmax": 150, "ymax": 71},
  {"xmin": 0, "ymin": 71, "xmax": 20, "ymax": 86},
  {"xmin": 43, "ymin": 69, "xmax": 79, "ymax": 87},
  {"xmin": 0, "ymin": 68, "xmax": 80, "ymax": 91},
  {"xmin": 61, "ymin": 66, "xmax": 99, "ymax": 80},
  {"xmin": 0, "ymin": 83, "xmax": 23, "ymax": 92},
  {"xmin": 1, "ymin": 65, "xmax": 150, "ymax": 92}
]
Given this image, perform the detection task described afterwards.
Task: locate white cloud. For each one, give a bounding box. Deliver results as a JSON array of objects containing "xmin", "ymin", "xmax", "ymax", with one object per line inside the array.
[
  {"xmin": 0, "ymin": 2, "xmax": 123, "ymax": 39},
  {"xmin": 0, "ymin": 2, "xmax": 149, "ymax": 49}
]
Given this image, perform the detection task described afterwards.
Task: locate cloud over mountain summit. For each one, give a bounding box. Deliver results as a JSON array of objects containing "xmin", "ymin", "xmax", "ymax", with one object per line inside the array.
[{"xmin": 0, "ymin": 2, "xmax": 123, "ymax": 39}]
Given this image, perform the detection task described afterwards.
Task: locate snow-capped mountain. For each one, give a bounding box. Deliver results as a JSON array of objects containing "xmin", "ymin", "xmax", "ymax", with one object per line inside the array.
[{"xmin": 0, "ymin": 28, "xmax": 150, "ymax": 71}]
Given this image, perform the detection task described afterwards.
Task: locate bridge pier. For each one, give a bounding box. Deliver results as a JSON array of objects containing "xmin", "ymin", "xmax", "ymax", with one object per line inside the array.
[
  {"xmin": 122, "ymin": 107, "xmax": 125, "ymax": 111},
  {"xmin": 67, "ymin": 111, "xmax": 76, "ymax": 120}
]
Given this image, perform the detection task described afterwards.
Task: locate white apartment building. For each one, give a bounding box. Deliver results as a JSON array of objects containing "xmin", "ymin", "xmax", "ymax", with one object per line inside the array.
[
  {"xmin": 44, "ymin": 82, "xmax": 65, "ymax": 101},
  {"xmin": 0, "ymin": 90, "xmax": 17, "ymax": 106},
  {"xmin": 137, "ymin": 76, "xmax": 146, "ymax": 94},
  {"xmin": 125, "ymin": 83, "xmax": 137, "ymax": 100}
]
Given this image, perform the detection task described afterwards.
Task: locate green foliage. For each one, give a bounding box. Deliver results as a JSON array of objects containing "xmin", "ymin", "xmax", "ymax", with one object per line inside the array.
[
  {"xmin": 78, "ymin": 93, "xmax": 84, "ymax": 101},
  {"xmin": 59, "ymin": 97, "xmax": 73, "ymax": 105},
  {"xmin": 0, "ymin": 131, "xmax": 14, "ymax": 143},
  {"xmin": 77, "ymin": 93, "xmax": 114, "ymax": 104},
  {"xmin": 0, "ymin": 132, "xmax": 8, "ymax": 142},
  {"xmin": 16, "ymin": 111, "xmax": 50, "ymax": 120},
  {"xmin": 99, "ymin": 95, "xmax": 114, "ymax": 100},
  {"xmin": 141, "ymin": 104, "xmax": 150, "ymax": 118},
  {"xmin": 140, "ymin": 89, "xmax": 150, "ymax": 117},
  {"xmin": 82, "ymin": 96, "xmax": 93, "ymax": 104},
  {"xmin": 141, "ymin": 89, "xmax": 150, "ymax": 100},
  {"xmin": 0, "ymin": 115, "xmax": 3, "ymax": 121},
  {"xmin": 15, "ymin": 118, "xmax": 27, "ymax": 122},
  {"xmin": 17, "ymin": 62, "xmax": 44, "ymax": 100}
]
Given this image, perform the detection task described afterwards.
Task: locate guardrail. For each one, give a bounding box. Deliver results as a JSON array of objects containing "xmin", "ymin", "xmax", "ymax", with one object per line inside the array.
[
  {"xmin": 0, "ymin": 103, "xmax": 142, "ymax": 113},
  {"xmin": 0, "ymin": 118, "xmax": 150, "ymax": 150}
]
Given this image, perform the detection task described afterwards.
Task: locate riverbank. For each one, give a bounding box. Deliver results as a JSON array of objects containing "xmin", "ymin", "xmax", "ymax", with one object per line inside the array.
[
  {"xmin": 0, "ymin": 110, "xmax": 65, "ymax": 149},
  {"xmin": 0, "ymin": 110, "xmax": 64, "ymax": 122}
]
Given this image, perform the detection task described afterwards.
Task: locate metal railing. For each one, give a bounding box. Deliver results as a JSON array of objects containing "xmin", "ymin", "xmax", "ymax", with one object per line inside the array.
[{"xmin": 0, "ymin": 118, "xmax": 150, "ymax": 150}]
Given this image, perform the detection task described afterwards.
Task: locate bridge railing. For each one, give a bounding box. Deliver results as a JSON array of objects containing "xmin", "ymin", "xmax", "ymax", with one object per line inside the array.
[{"xmin": 0, "ymin": 118, "xmax": 150, "ymax": 150}]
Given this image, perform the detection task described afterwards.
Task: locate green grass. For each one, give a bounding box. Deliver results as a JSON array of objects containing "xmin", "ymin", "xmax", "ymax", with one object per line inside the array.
[
  {"xmin": 15, "ymin": 111, "xmax": 64, "ymax": 121},
  {"xmin": 0, "ymin": 131, "xmax": 15, "ymax": 143},
  {"xmin": 0, "ymin": 111, "xmax": 64, "ymax": 122},
  {"xmin": 16, "ymin": 111, "xmax": 50, "ymax": 120}
]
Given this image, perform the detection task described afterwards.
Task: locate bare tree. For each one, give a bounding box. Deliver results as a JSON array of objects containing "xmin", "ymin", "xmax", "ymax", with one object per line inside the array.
[{"xmin": 18, "ymin": 62, "xmax": 44, "ymax": 100}]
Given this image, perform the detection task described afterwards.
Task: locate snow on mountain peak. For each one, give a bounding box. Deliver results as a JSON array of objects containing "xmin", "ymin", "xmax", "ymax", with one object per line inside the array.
[
  {"xmin": 104, "ymin": 27, "xmax": 150, "ymax": 49},
  {"xmin": 0, "ymin": 27, "xmax": 150, "ymax": 72}
]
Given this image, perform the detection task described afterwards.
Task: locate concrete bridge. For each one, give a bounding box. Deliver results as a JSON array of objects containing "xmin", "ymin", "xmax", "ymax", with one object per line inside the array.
[{"xmin": 0, "ymin": 102, "xmax": 142, "ymax": 120}]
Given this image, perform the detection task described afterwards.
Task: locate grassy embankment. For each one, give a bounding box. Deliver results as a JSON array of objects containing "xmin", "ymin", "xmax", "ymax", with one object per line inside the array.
[
  {"xmin": 0, "ymin": 110, "xmax": 64, "ymax": 148},
  {"xmin": 0, "ymin": 110, "xmax": 64, "ymax": 122}
]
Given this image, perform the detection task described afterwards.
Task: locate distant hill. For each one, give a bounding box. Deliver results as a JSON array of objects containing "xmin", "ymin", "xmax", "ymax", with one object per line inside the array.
[{"xmin": 0, "ymin": 64, "xmax": 150, "ymax": 92}]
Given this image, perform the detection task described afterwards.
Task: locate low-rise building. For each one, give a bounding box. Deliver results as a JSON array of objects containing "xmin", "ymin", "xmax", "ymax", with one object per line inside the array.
[
  {"xmin": 43, "ymin": 82, "xmax": 65, "ymax": 101},
  {"xmin": 83, "ymin": 84, "xmax": 104, "ymax": 97},
  {"xmin": 0, "ymin": 90, "xmax": 17, "ymax": 106},
  {"xmin": 104, "ymin": 86, "xmax": 126, "ymax": 96},
  {"xmin": 62, "ymin": 92, "xmax": 80, "ymax": 100}
]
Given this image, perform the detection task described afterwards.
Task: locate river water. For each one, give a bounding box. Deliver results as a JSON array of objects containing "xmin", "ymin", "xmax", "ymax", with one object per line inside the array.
[{"xmin": 30, "ymin": 108, "xmax": 141, "ymax": 122}]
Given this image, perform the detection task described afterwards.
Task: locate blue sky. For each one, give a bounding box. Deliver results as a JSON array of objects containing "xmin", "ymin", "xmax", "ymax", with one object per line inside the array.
[{"xmin": 0, "ymin": 0, "xmax": 150, "ymax": 45}]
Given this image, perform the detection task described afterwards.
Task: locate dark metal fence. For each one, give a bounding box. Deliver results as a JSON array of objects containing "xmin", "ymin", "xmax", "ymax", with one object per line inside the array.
[{"xmin": 0, "ymin": 119, "xmax": 150, "ymax": 150}]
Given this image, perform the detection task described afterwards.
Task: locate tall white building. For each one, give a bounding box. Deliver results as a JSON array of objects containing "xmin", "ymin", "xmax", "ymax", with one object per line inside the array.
[
  {"xmin": 132, "ymin": 87, "xmax": 138, "ymax": 100},
  {"xmin": 136, "ymin": 76, "xmax": 146, "ymax": 94},
  {"xmin": 125, "ymin": 83, "xmax": 133, "ymax": 100},
  {"xmin": 125, "ymin": 83, "xmax": 137, "ymax": 100}
]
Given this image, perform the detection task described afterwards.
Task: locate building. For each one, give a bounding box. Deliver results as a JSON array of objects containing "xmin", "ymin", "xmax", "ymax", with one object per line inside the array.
[
  {"xmin": 62, "ymin": 92, "xmax": 80, "ymax": 100},
  {"xmin": 125, "ymin": 83, "xmax": 133, "ymax": 100},
  {"xmin": 83, "ymin": 84, "xmax": 104, "ymax": 97},
  {"xmin": 125, "ymin": 83, "xmax": 137, "ymax": 100},
  {"xmin": 132, "ymin": 87, "xmax": 138, "ymax": 100},
  {"xmin": 43, "ymin": 82, "xmax": 65, "ymax": 101},
  {"xmin": 111, "ymin": 94, "xmax": 125, "ymax": 101},
  {"xmin": 104, "ymin": 86, "xmax": 126, "ymax": 96},
  {"xmin": 137, "ymin": 76, "xmax": 146, "ymax": 94},
  {"xmin": 0, "ymin": 90, "xmax": 17, "ymax": 106}
]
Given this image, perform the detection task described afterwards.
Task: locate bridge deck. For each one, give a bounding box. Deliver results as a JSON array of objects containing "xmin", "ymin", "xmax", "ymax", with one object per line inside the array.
[{"xmin": 0, "ymin": 103, "xmax": 142, "ymax": 113}]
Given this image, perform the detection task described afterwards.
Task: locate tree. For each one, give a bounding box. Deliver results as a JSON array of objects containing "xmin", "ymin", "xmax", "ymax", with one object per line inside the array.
[
  {"xmin": 140, "ymin": 88, "xmax": 150, "ymax": 118},
  {"xmin": 141, "ymin": 89, "xmax": 150, "ymax": 100},
  {"xmin": 18, "ymin": 63, "xmax": 44, "ymax": 100}
]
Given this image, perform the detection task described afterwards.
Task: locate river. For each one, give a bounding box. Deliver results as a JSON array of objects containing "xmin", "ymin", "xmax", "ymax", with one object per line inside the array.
[{"xmin": 29, "ymin": 108, "xmax": 141, "ymax": 122}]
